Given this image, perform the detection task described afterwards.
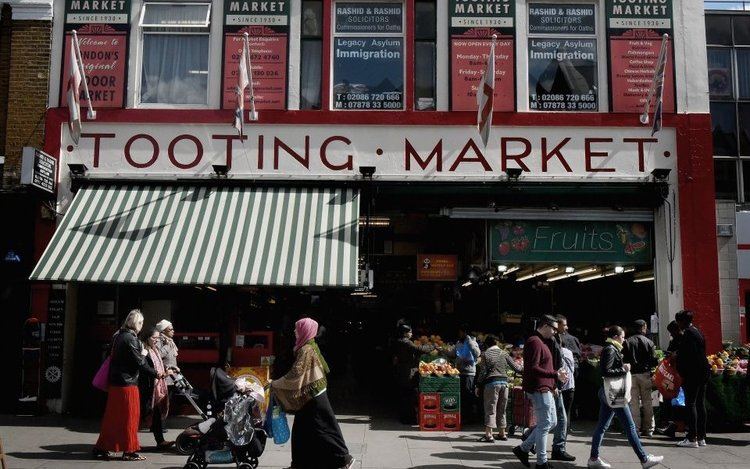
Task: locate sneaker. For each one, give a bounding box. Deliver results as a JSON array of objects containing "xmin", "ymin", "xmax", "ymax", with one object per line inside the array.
[
  {"xmin": 641, "ymin": 454, "xmax": 664, "ymax": 468},
  {"xmin": 698, "ymin": 439, "xmax": 707, "ymax": 447},
  {"xmin": 641, "ymin": 431, "xmax": 653, "ymax": 438},
  {"xmin": 677, "ymin": 438, "xmax": 699, "ymax": 448},
  {"xmin": 551, "ymin": 450, "xmax": 576, "ymax": 461},
  {"xmin": 587, "ymin": 457, "xmax": 612, "ymax": 469},
  {"xmin": 513, "ymin": 446, "xmax": 530, "ymax": 468}
]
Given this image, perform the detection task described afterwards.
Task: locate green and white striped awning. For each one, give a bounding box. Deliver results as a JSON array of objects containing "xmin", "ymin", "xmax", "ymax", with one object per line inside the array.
[{"xmin": 31, "ymin": 185, "xmax": 360, "ymax": 287}]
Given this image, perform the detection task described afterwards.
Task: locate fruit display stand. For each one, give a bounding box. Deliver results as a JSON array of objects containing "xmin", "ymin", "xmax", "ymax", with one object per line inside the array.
[{"xmin": 418, "ymin": 370, "xmax": 461, "ymax": 431}]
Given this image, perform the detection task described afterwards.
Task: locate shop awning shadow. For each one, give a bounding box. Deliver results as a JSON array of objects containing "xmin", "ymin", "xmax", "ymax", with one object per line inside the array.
[
  {"xmin": 8, "ymin": 443, "xmax": 94, "ymax": 461},
  {"xmin": 315, "ymin": 219, "xmax": 358, "ymax": 246}
]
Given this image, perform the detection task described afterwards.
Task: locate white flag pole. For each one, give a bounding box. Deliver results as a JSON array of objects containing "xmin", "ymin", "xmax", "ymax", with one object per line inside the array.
[
  {"xmin": 244, "ymin": 33, "xmax": 258, "ymax": 121},
  {"xmin": 72, "ymin": 30, "xmax": 96, "ymax": 120}
]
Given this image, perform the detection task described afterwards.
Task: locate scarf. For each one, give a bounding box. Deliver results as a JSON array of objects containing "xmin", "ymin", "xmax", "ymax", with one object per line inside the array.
[
  {"xmin": 148, "ymin": 347, "xmax": 169, "ymax": 419},
  {"xmin": 294, "ymin": 317, "xmax": 318, "ymax": 352},
  {"xmin": 606, "ymin": 337, "xmax": 623, "ymax": 352},
  {"xmin": 271, "ymin": 338, "xmax": 329, "ymax": 413}
]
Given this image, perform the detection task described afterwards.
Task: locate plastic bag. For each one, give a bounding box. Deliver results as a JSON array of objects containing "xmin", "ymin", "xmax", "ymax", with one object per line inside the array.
[
  {"xmin": 671, "ymin": 387, "xmax": 685, "ymax": 407},
  {"xmin": 224, "ymin": 394, "xmax": 257, "ymax": 447},
  {"xmin": 654, "ymin": 358, "xmax": 682, "ymax": 400},
  {"xmin": 270, "ymin": 398, "xmax": 290, "ymax": 445},
  {"xmin": 603, "ymin": 372, "xmax": 632, "ymax": 408}
]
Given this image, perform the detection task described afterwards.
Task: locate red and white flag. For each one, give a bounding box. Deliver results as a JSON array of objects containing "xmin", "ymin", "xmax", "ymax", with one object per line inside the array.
[
  {"xmin": 234, "ymin": 34, "xmax": 258, "ymax": 136},
  {"xmin": 640, "ymin": 34, "xmax": 669, "ymax": 136},
  {"xmin": 66, "ymin": 35, "xmax": 83, "ymax": 145},
  {"xmin": 477, "ymin": 36, "xmax": 496, "ymax": 148}
]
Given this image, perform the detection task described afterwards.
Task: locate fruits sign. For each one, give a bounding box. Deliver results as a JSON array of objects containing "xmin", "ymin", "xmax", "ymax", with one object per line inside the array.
[{"xmin": 489, "ymin": 220, "xmax": 653, "ymax": 264}]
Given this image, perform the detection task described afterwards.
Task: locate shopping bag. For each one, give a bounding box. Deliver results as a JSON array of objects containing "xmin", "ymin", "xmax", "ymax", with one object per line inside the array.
[
  {"xmin": 603, "ymin": 372, "xmax": 631, "ymax": 408},
  {"xmin": 671, "ymin": 387, "xmax": 685, "ymax": 407},
  {"xmin": 654, "ymin": 358, "xmax": 682, "ymax": 400},
  {"xmin": 92, "ymin": 356, "xmax": 111, "ymax": 392},
  {"xmin": 264, "ymin": 396, "xmax": 290, "ymax": 445}
]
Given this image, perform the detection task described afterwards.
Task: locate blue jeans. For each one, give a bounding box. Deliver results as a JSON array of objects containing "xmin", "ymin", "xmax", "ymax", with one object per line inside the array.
[
  {"xmin": 520, "ymin": 391, "xmax": 556, "ymax": 464},
  {"xmin": 552, "ymin": 390, "xmax": 568, "ymax": 452},
  {"xmin": 590, "ymin": 388, "xmax": 648, "ymax": 463}
]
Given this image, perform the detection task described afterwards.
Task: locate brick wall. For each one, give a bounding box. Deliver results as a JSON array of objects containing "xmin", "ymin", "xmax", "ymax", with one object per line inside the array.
[
  {"xmin": 0, "ymin": 5, "xmax": 12, "ymax": 161},
  {"xmin": 716, "ymin": 200, "xmax": 740, "ymax": 343},
  {"xmin": 2, "ymin": 16, "xmax": 52, "ymax": 187}
]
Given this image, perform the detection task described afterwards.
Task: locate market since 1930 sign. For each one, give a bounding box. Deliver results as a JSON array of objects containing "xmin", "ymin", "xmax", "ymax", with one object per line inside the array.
[{"xmin": 489, "ymin": 220, "xmax": 653, "ymax": 264}]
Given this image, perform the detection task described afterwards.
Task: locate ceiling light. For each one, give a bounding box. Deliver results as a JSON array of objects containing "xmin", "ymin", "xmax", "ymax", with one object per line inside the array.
[
  {"xmin": 461, "ymin": 281, "xmax": 472, "ymax": 287},
  {"xmin": 633, "ymin": 276, "xmax": 655, "ymax": 283},
  {"xmin": 548, "ymin": 267, "xmax": 600, "ymax": 282},
  {"xmin": 614, "ymin": 266, "xmax": 625, "ymax": 274},
  {"xmin": 205, "ymin": 285, "xmax": 217, "ymax": 291},
  {"xmin": 565, "ymin": 266, "xmax": 575, "ymax": 273},
  {"xmin": 578, "ymin": 273, "xmax": 605, "ymax": 282},
  {"xmin": 503, "ymin": 265, "xmax": 520, "ymax": 275},
  {"xmin": 516, "ymin": 266, "xmax": 558, "ymax": 282},
  {"xmin": 572, "ymin": 267, "xmax": 598, "ymax": 276},
  {"xmin": 498, "ymin": 265, "xmax": 508, "ymax": 272}
]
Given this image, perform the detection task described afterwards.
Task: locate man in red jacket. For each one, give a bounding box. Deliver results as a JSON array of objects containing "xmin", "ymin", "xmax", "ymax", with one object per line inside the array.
[{"xmin": 514, "ymin": 315, "xmax": 568, "ymax": 469}]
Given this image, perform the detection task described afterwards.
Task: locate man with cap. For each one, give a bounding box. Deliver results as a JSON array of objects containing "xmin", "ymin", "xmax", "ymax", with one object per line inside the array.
[
  {"xmin": 393, "ymin": 324, "xmax": 435, "ymax": 424},
  {"xmin": 156, "ymin": 319, "xmax": 180, "ymax": 384},
  {"xmin": 623, "ymin": 319, "xmax": 658, "ymax": 437}
]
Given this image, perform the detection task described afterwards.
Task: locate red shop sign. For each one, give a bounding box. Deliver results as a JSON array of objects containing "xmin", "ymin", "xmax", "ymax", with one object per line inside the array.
[{"xmin": 417, "ymin": 255, "xmax": 458, "ymax": 281}]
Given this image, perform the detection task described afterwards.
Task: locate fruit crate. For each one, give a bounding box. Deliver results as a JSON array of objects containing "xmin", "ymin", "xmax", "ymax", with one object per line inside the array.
[
  {"xmin": 419, "ymin": 375, "xmax": 460, "ymax": 393},
  {"xmin": 419, "ymin": 411, "xmax": 440, "ymax": 431},
  {"xmin": 419, "ymin": 392, "xmax": 440, "ymax": 412},
  {"xmin": 440, "ymin": 392, "xmax": 460, "ymax": 413},
  {"xmin": 440, "ymin": 412, "xmax": 461, "ymax": 431}
]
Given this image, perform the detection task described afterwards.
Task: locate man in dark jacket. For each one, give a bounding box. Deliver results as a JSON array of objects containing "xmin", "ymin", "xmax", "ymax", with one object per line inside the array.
[
  {"xmin": 393, "ymin": 324, "xmax": 434, "ymax": 424},
  {"xmin": 514, "ymin": 315, "xmax": 568, "ymax": 469},
  {"xmin": 674, "ymin": 310, "xmax": 710, "ymax": 448},
  {"xmin": 623, "ymin": 319, "xmax": 658, "ymax": 437}
]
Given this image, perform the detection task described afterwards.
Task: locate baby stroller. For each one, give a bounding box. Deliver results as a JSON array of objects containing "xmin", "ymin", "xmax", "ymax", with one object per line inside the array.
[{"xmin": 175, "ymin": 371, "xmax": 268, "ymax": 469}]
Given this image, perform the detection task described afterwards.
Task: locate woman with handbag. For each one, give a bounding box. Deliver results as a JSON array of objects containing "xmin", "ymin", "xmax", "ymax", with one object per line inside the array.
[
  {"xmin": 588, "ymin": 326, "xmax": 664, "ymax": 469},
  {"xmin": 92, "ymin": 309, "xmax": 149, "ymax": 461},
  {"xmin": 270, "ymin": 317, "xmax": 355, "ymax": 469},
  {"xmin": 139, "ymin": 326, "xmax": 174, "ymax": 450}
]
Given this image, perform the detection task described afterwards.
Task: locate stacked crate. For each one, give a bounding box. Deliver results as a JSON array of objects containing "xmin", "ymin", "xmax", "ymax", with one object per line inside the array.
[{"xmin": 418, "ymin": 375, "xmax": 461, "ymax": 431}]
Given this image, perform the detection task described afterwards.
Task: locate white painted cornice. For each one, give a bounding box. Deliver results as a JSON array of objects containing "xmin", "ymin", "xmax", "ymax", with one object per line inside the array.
[{"xmin": 5, "ymin": 0, "xmax": 53, "ymax": 21}]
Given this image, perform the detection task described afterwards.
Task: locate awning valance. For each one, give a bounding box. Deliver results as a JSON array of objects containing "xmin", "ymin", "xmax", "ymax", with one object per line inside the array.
[{"xmin": 31, "ymin": 185, "xmax": 360, "ymax": 287}]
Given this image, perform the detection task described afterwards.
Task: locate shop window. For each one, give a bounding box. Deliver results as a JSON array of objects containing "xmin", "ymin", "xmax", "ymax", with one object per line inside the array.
[
  {"xmin": 301, "ymin": 1, "xmax": 323, "ymax": 110},
  {"xmin": 138, "ymin": 2, "xmax": 211, "ymax": 106},
  {"xmin": 743, "ymin": 160, "xmax": 750, "ymax": 202},
  {"xmin": 737, "ymin": 50, "xmax": 750, "ymax": 99},
  {"xmin": 715, "ymin": 159, "xmax": 739, "ymax": 201},
  {"xmin": 711, "ymin": 102, "xmax": 738, "ymax": 156},
  {"xmin": 527, "ymin": 3, "xmax": 598, "ymax": 111},
  {"xmin": 708, "ymin": 48, "xmax": 733, "ymax": 99},
  {"xmin": 706, "ymin": 15, "xmax": 732, "ymax": 45},
  {"xmin": 332, "ymin": 1, "xmax": 405, "ymax": 110},
  {"xmin": 739, "ymin": 104, "xmax": 750, "ymax": 155},
  {"xmin": 734, "ymin": 16, "xmax": 750, "ymax": 45},
  {"xmin": 414, "ymin": 0, "xmax": 436, "ymax": 111}
]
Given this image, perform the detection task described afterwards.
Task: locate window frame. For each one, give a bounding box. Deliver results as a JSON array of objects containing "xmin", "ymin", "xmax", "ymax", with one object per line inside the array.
[
  {"xmin": 521, "ymin": 0, "xmax": 608, "ymax": 113},
  {"xmin": 413, "ymin": 0, "xmax": 437, "ymax": 111},
  {"xmin": 329, "ymin": 0, "xmax": 408, "ymax": 111},
  {"xmin": 135, "ymin": 1, "xmax": 214, "ymax": 109}
]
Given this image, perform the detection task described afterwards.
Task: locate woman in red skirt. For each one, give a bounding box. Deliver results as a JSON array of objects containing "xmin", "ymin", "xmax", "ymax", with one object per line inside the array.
[{"xmin": 93, "ymin": 309, "xmax": 151, "ymax": 461}]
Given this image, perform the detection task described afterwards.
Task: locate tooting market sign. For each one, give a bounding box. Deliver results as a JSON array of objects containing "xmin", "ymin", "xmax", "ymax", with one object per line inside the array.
[{"xmin": 61, "ymin": 124, "xmax": 676, "ymax": 181}]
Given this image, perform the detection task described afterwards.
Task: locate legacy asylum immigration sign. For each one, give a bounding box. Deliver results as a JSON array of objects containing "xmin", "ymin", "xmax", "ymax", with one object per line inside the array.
[
  {"xmin": 222, "ymin": 1, "xmax": 290, "ymax": 110},
  {"xmin": 606, "ymin": 0, "xmax": 675, "ymax": 113},
  {"xmin": 489, "ymin": 220, "xmax": 653, "ymax": 264},
  {"xmin": 449, "ymin": 0, "xmax": 515, "ymax": 111},
  {"xmin": 60, "ymin": 123, "xmax": 676, "ymax": 181},
  {"xmin": 60, "ymin": 1, "xmax": 130, "ymax": 108}
]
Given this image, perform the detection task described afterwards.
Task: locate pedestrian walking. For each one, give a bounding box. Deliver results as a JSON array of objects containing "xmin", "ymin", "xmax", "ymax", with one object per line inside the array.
[
  {"xmin": 139, "ymin": 326, "xmax": 174, "ymax": 450},
  {"xmin": 447, "ymin": 324, "xmax": 481, "ymax": 424},
  {"xmin": 623, "ymin": 319, "xmax": 658, "ymax": 437},
  {"xmin": 513, "ymin": 315, "xmax": 568, "ymax": 469},
  {"xmin": 393, "ymin": 323, "xmax": 435, "ymax": 424},
  {"xmin": 155, "ymin": 319, "xmax": 180, "ymax": 383},
  {"xmin": 92, "ymin": 309, "xmax": 149, "ymax": 461},
  {"xmin": 556, "ymin": 315, "xmax": 581, "ymax": 430},
  {"xmin": 674, "ymin": 310, "xmax": 710, "ymax": 448},
  {"xmin": 475, "ymin": 335, "xmax": 522, "ymax": 442},
  {"xmin": 587, "ymin": 326, "xmax": 663, "ymax": 469},
  {"xmin": 270, "ymin": 317, "xmax": 355, "ymax": 469}
]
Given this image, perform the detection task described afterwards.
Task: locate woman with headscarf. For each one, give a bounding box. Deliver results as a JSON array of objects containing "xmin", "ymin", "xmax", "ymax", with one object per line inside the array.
[
  {"xmin": 270, "ymin": 318, "xmax": 355, "ymax": 469},
  {"xmin": 139, "ymin": 326, "xmax": 174, "ymax": 449},
  {"xmin": 155, "ymin": 319, "xmax": 180, "ymax": 381},
  {"xmin": 92, "ymin": 310, "xmax": 149, "ymax": 461}
]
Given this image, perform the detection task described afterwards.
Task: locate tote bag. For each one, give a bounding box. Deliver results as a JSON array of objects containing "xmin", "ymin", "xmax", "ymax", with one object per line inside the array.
[
  {"xmin": 264, "ymin": 396, "xmax": 290, "ymax": 445},
  {"xmin": 603, "ymin": 371, "xmax": 632, "ymax": 408},
  {"xmin": 92, "ymin": 356, "xmax": 111, "ymax": 392}
]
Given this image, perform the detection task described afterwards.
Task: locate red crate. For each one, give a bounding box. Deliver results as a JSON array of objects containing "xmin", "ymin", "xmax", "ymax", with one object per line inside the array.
[
  {"xmin": 440, "ymin": 412, "xmax": 461, "ymax": 431},
  {"xmin": 419, "ymin": 392, "xmax": 440, "ymax": 412},
  {"xmin": 419, "ymin": 411, "xmax": 440, "ymax": 431}
]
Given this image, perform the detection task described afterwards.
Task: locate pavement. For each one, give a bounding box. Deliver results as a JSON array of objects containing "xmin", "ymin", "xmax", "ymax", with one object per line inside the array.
[{"xmin": 2, "ymin": 414, "xmax": 749, "ymax": 469}]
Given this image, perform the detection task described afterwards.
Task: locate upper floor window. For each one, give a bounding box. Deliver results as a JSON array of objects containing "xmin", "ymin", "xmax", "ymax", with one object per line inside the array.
[
  {"xmin": 138, "ymin": 2, "xmax": 212, "ymax": 106},
  {"xmin": 414, "ymin": 0, "xmax": 436, "ymax": 111},
  {"xmin": 527, "ymin": 2, "xmax": 599, "ymax": 112},
  {"xmin": 332, "ymin": 1, "xmax": 405, "ymax": 110},
  {"xmin": 301, "ymin": 1, "xmax": 324, "ymax": 109}
]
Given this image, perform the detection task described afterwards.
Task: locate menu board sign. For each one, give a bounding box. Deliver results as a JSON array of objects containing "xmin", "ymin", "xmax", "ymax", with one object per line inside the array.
[
  {"xmin": 606, "ymin": 0, "xmax": 675, "ymax": 113},
  {"xmin": 21, "ymin": 147, "xmax": 57, "ymax": 195},
  {"xmin": 417, "ymin": 254, "xmax": 458, "ymax": 281},
  {"xmin": 449, "ymin": 0, "xmax": 515, "ymax": 111},
  {"xmin": 528, "ymin": 3, "xmax": 596, "ymax": 35},
  {"xmin": 222, "ymin": 1, "xmax": 290, "ymax": 110},
  {"xmin": 489, "ymin": 220, "xmax": 653, "ymax": 264},
  {"xmin": 43, "ymin": 286, "xmax": 66, "ymax": 399},
  {"xmin": 335, "ymin": 2, "xmax": 403, "ymax": 33},
  {"xmin": 61, "ymin": 2, "xmax": 129, "ymax": 108}
]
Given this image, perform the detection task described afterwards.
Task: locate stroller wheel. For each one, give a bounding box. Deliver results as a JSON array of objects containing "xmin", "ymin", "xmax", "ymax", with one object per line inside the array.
[
  {"xmin": 237, "ymin": 463, "xmax": 256, "ymax": 469},
  {"xmin": 175, "ymin": 433, "xmax": 197, "ymax": 455},
  {"xmin": 183, "ymin": 462, "xmax": 204, "ymax": 469}
]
